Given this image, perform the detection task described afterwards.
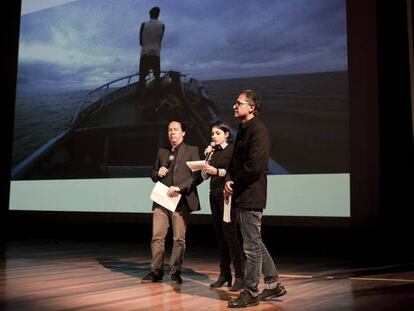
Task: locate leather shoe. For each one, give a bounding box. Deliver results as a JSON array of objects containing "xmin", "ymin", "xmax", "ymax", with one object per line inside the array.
[
  {"xmin": 258, "ymin": 282, "xmax": 287, "ymax": 300},
  {"xmin": 171, "ymin": 272, "xmax": 182, "ymax": 284},
  {"xmin": 229, "ymin": 278, "xmax": 244, "ymax": 291},
  {"xmin": 141, "ymin": 271, "xmax": 163, "ymax": 283},
  {"xmin": 228, "ymin": 290, "xmax": 259, "ymax": 308},
  {"xmin": 210, "ymin": 275, "xmax": 232, "ymax": 288}
]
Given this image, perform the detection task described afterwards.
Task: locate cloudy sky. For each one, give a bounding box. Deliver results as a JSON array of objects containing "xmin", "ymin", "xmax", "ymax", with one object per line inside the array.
[{"xmin": 17, "ymin": 0, "xmax": 347, "ymax": 94}]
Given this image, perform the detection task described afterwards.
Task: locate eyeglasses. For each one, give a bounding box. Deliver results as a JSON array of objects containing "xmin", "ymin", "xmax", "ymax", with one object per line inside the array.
[{"xmin": 234, "ymin": 100, "xmax": 253, "ymax": 107}]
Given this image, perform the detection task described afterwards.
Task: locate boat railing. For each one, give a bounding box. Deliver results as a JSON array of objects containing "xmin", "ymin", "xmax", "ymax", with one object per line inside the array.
[
  {"xmin": 70, "ymin": 73, "xmax": 140, "ymax": 126},
  {"xmin": 70, "ymin": 71, "xmax": 192, "ymax": 127}
]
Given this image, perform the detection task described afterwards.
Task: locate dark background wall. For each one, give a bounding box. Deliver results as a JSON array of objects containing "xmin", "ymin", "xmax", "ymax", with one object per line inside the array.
[
  {"xmin": 1, "ymin": 1, "xmax": 20, "ymax": 245},
  {"xmin": 376, "ymin": 1, "xmax": 414, "ymax": 230},
  {"xmin": 1, "ymin": 1, "xmax": 413, "ymax": 257}
]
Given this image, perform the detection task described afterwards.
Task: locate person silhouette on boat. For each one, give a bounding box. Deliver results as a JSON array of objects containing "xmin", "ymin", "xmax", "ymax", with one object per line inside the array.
[{"xmin": 137, "ymin": 6, "xmax": 165, "ymax": 96}]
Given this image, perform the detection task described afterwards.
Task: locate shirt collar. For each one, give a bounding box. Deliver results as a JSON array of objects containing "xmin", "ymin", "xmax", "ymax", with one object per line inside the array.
[
  {"xmin": 239, "ymin": 116, "xmax": 257, "ymax": 131},
  {"xmin": 220, "ymin": 142, "xmax": 228, "ymax": 149},
  {"xmin": 171, "ymin": 141, "xmax": 183, "ymax": 153}
]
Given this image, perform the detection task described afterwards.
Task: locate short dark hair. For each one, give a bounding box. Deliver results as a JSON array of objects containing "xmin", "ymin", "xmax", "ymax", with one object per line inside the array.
[
  {"xmin": 241, "ymin": 89, "xmax": 262, "ymax": 115},
  {"xmin": 149, "ymin": 6, "xmax": 160, "ymax": 19},
  {"xmin": 168, "ymin": 120, "xmax": 186, "ymax": 132},
  {"xmin": 211, "ymin": 120, "xmax": 233, "ymax": 142}
]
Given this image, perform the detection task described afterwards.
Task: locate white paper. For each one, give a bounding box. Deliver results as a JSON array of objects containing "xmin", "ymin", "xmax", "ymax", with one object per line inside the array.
[
  {"xmin": 150, "ymin": 181, "xmax": 181, "ymax": 212},
  {"xmin": 223, "ymin": 195, "xmax": 231, "ymax": 223},
  {"xmin": 186, "ymin": 160, "xmax": 205, "ymax": 172}
]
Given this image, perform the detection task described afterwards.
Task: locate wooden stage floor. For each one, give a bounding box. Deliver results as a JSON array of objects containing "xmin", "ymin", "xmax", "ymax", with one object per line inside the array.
[{"xmin": 0, "ymin": 239, "xmax": 413, "ymax": 311}]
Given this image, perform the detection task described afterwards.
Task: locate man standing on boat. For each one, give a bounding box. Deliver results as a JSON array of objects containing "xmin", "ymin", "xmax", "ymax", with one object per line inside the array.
[
  {"xmin": 142, "ymin": 120, "xmax": 201, "ymax": 284},
  {"xmin": 137, "ymin": 6, "xmax": 165, "ymax": 95}
]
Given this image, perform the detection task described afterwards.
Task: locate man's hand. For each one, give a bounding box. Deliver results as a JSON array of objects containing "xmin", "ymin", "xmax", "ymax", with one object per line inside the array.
[
  {"xmin": 224, "ymin": 181, "xmax": 234, "ymax": 199},
  {"xmin": 167, "ymin": 186, "xmax": 180, "ymax": 197},
  {"xmin": 158, "ymin": 166, "xmax": 169, "ymax": 177}
]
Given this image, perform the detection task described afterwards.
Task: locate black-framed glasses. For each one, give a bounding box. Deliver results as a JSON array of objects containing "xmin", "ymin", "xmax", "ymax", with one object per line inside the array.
[{"xmin": 234, "ymin": 100, "xmax": 253, "ymax": 107}]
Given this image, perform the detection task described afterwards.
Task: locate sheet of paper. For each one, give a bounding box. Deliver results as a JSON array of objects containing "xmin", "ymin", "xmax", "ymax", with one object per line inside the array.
[
  {"xmin": 223, "ymin": 195, "xmax": 231, "ymax": 223},
  {"xmin": 186, "ymin": 160, "xmax": 205, "ymax": 172},
  {"xmin": 150, "ymin": 181, "xmax": 181, "ymax": 212}
]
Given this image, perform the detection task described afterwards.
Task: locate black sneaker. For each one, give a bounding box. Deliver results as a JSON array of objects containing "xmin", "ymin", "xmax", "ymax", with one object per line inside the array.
[
  {"xmin": 228, "ymin": 290, "xmax": 259, "ymax": 308},
  {"xmin": 171, "ymin": 272, "xmax": 182, "ymax": 284},
  {"xmin": 141, "ymin": 271, "xmax": 163, "ymax": 283},
  {"xmin": 258, "ymin": 282, "xmax": 287, "ymax": 301}
]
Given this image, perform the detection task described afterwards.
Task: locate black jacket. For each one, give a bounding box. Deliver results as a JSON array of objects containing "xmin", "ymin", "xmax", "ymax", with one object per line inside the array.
[
  {"xmin": 151, "ymin": 143, "xmax": 201, "ymax": 212},
  {"xmin": 228, "ymin": 117, "xmax": 271, "ymax": 210}
]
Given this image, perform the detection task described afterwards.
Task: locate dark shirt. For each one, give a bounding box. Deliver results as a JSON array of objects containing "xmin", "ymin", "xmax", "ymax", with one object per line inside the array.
[
  {"xmin": 208, "ymin": 143, "xmax": 234, "ymax": 196},
  {"xmin": 162, "ymin": 142, "xmax": 182, "ymax": 187},
  {"xmin": 151, "ymin": 142, "xmax": 201, "ymax": 212},
  {"xmin": 228, "ymin": 117, "xmax": 271, "ymax": 210}
]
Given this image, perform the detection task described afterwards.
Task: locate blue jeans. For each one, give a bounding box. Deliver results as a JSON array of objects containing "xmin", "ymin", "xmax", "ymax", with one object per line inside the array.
[{"xmin": 237, "ymin": 209, "xmax": 278, "ymax": 295}]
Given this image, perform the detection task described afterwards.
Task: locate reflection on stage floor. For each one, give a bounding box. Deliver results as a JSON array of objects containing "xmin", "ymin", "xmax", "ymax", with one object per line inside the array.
[{"xmin": 1, "ymin": 239, "xmax": 413, "ymax": 311}]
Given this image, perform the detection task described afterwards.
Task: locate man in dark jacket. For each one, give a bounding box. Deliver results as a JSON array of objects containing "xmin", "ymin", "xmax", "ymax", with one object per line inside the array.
[
  {"xmin": 142, "ymin": 120, "xmax": 201, "ymax": 285},
  {"xmin": 225, "ymin": 90, "xmax": 287, "ymax": 308}
]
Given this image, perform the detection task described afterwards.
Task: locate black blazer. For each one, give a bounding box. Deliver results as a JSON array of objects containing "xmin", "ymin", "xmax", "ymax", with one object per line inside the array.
[
  {"xmin": 151, "ymin": 143, "xmax": 201, "ymax": 212},
  {"xmin": 228, "ymin": 117, "xmax": 271, "ymax": 210}
]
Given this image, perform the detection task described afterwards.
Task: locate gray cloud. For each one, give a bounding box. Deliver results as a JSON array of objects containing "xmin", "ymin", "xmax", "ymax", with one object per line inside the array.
[{"xmin": 17, "ymin": 0, "xmax": 347, "ymax": 94}]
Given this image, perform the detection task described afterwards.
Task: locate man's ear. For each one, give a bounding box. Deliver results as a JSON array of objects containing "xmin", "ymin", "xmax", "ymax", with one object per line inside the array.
[
  {"xmin": 249, "ymin": 105, "xmax": 255, "ymax": 114},
  {"xmin": 182, "ymin": 131, "xmax": 186, "ymax": 137}
]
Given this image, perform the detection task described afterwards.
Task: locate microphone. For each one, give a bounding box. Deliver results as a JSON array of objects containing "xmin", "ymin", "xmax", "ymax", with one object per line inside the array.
[
  {"xmin": 204, "ymin": 142, "xmax": 216, "ymax": 162},
  {"xmin": 165, "ymin": 154, "xmax": 175, "ymax": 169}
]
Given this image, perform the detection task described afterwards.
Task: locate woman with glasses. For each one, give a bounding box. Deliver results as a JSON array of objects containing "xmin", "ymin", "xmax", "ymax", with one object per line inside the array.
[{"xmin": 202, "ymin": 120, "xmax": 245, "ymax": 291}]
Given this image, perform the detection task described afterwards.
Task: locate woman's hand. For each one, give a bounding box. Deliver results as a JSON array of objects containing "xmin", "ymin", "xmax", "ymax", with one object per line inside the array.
[{"xmin": 202, "ymin": 163, "xmax": 218, "ymax": 176}]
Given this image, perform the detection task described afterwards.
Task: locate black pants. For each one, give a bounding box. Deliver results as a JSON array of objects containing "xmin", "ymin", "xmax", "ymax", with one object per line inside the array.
[
  {"xmin": 138, "ymin": 55, "xmax": 161, "ymax": 91},
  {"xmin": 210, "ymin": 192, "xmax": 244, "ymax": 278}
]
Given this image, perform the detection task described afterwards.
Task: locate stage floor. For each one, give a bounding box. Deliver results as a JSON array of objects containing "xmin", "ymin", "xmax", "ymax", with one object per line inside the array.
[{"xmin": 1, "ymin": 239, "xmax": 413, "ymax": 311}]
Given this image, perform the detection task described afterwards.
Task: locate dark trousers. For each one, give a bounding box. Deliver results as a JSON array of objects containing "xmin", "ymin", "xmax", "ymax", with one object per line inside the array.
[
  {"xmin": 210, "ymin": 192, "xmax": 244, "ymax": 278},
  {"xmin": 138, "ymin": 55, "xmax": 161, "ymax": 91},
  {"xmin": 237, "ymin": 209, "xmax": 278, "ymax": 295}
]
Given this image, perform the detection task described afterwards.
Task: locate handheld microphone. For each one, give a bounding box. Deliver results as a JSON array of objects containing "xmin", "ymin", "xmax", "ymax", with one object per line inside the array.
[
  {"xmin": 165, "ymin": 154, "xmax": 175, "ymax": 169},
  {"xmin": 204, "ymin": 142, "xmax": 216, "ymax": 162}
]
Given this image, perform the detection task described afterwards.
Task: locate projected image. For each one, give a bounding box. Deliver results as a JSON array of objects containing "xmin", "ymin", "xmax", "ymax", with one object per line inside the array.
[{"xmin": 12, "ymin": 0, "xmax": 348, "ymax": 180}]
